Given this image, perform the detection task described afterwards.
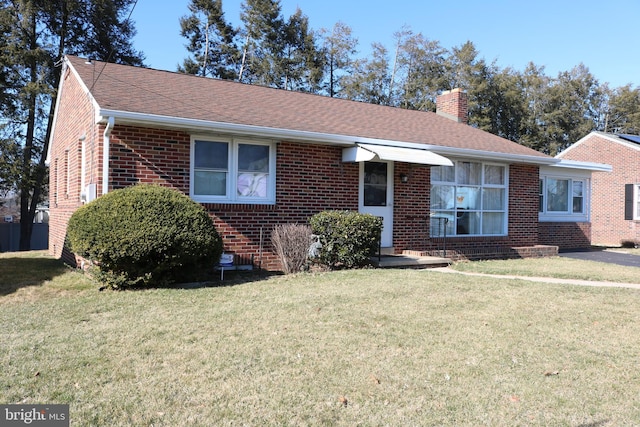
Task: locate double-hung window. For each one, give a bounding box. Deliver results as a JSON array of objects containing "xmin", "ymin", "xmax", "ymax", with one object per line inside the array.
[
  {"xmin": 191, "ymin": 137, "xmax": 276, "ymax": 204},
  {"xmin": 430, "ymin": 161, "xmax": 507, "ymax": 237},
  {"xmin": 538, "ymin": 175, "xmax": 588, "ymax": 221}
]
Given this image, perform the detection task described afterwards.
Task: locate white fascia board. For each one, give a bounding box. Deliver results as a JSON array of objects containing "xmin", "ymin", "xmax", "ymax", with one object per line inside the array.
[
  {"xmin": 47, "ymin": 57, "xmax": 101, "ymax": 164},
  {"xmin": 97, "ymin": 109, "xmax": 359, "ymax": 146},
  {"xmin": 423, "ymin": 146, "xmax": 559, "ymax": 166},
  {"xmin": 559, "ymin": 131, "xmax": 640, "ymax": 157},
  {"xmin": 45, "ymin": 64, "xmax": 67, "ymax": 165},
  {"xmin": 96, "ymin": 108, "xmax": 558, "ymax": 165},
  {"xmin": 65, "ymin": 57, "xmax": 102, "ymax": 117},
  {"xmin": 546, "ymin": 159, "xmax": 612, "ymax": 172}
]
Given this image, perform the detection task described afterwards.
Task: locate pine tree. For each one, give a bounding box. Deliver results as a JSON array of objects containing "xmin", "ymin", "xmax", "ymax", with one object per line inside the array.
[
  {"xmin": 606, "ymin": 85, "xmax": 640, "ymax": 134},
  {"xmin": 179, "ymin": 0, "xmax": 239, "ymax": 79},
  {"xmin": 544, "ymin": 65, "xmax": 602, "ymax": 155},
  {"xmin": 0, "ymin": 0, "xmax": 143, "ymax": 250},
  {"xmin": 280, "ymin": 7, "xmax": 323, "ymax": 92},
  {"xmin": 319, "ymin": 21, "xmax": 357, "ymax": 98},
  {"xmin": 238, "ymin": 0, "xmax": 283, "ymax": 85},
  {"xmin": 393, "ymin": 30, "xmax": 447, "ymax": 110},
  {"xmin": 341, "ymin": 43, "xmax": 391, "ymax": 105}
]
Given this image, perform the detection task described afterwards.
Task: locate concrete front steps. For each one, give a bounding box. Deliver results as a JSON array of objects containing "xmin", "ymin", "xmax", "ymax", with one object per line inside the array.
[
  {"xmin": 372, "ymin": 244, "xmax": 559, "ymax": 269},
  {"xmin": 372, "ymin": 248, "xmax": 451, "ymax": 269}
]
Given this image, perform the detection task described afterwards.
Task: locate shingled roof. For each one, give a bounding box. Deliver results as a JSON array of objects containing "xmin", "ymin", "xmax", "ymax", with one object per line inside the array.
[{"xmin": 65, "ymin": 55, "xmax": 553, "ymax": 164}]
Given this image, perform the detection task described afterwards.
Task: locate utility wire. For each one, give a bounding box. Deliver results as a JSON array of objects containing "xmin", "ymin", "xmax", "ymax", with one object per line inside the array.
[{"xmin": 89, "ymin": 0, "xmax": 140, "ymax": 92}]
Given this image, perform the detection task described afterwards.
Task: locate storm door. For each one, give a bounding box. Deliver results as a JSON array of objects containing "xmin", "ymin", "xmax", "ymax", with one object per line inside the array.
[{"xmin": 359, "ymin": 161, "xmax": 394, "ymax": 247}]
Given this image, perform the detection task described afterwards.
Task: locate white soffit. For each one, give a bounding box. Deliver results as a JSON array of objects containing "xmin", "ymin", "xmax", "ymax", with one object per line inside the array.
[{"xmin": 342, "ymin": 143, "xmax": 453, "ymax": 166}]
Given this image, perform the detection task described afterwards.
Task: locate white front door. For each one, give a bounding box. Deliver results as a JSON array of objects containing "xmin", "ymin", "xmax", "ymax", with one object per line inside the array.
[{"xmin": 359, "ymin": 161, "xmax": 394, "ymax": 247}]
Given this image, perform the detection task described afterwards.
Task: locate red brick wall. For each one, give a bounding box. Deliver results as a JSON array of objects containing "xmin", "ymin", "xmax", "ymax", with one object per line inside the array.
[
  {"xmin": 560, "ymin": 134, "xmax": 640, "ymax": 246},
  {"xmin": 109, "ymin": 126, "xmax": 191, "ymax": 191},
  {"xmin": 48, "ymin": 66, "xmax": 101, "ymax": 264},
  {"xmin": 393, "ymin": 164, "xmax": 431, "ymax": 250},
  {"xmin": 507, "ymin": 164, "xmax": 541, "ymax": 246},
  {"xmin": 50, "ymin": 67, "xmax": 551, "ymax": 271},
  {"xmin": 539, "ymin": 222, "xmax": 591, "ymax": 249},
  {"xmin": 203, "ymin": 142, "xmax": 360, "ymax": 270},
  {"xmin": 394, "ymin": 163, "xmax": 544, "ymax": 260}
]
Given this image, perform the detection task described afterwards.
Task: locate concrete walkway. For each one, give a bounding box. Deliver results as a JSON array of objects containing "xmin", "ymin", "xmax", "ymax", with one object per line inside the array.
[
  {"xmin": 559, "ymin": 248, "xmax": 640, "ymax": 268},
  {"xmin": 429, "ymin": 266, "xmax": 640, "ymax": 290}
]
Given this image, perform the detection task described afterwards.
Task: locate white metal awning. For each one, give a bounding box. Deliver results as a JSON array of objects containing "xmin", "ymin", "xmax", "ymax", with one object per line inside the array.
[{"xmin": 342, "ymin": 143, "xmax": 453, "ymax": 166}]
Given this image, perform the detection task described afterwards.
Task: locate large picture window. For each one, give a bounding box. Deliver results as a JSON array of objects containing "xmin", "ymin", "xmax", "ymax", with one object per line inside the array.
[
  {"xmin": 191, "ymin": 137, "xmax": 275, "ymax": 204},
  {"xmin": 430, "ymin": 161, "xmax": 507, "ymax": 237}
]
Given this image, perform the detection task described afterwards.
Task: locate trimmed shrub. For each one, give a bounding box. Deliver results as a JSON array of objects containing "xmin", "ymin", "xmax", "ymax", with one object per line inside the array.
[
  {"xmin": 271, "ymin": 223, "xmax": 313, "ymax": 274},
  {"xmin": 67, "ymin": 184, "xmax": 223, "ymax": 289},
  {"xmin": 309, "ymin": 210, "xmax": 382, "ymax": 269}
]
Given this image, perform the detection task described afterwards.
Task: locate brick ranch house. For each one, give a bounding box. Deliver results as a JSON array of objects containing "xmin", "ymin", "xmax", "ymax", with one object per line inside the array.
[
  {"xmin": 47, "ymin": 55, "xmax": 608, "ymax": 271},
  {"xmin": 556, "ymin": 131, "xmax": 638, "ymax": 246}
]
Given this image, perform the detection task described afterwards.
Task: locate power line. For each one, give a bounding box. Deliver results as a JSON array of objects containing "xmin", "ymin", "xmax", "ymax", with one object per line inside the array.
[{"xmin": 89, "ymin": 0, "xmax": 140, "ymax": 92}]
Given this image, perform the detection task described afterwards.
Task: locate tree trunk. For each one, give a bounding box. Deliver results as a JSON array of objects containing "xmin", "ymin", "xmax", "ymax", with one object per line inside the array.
[{"xmin": 18, "ymin": 11, "xmax": 38, "ymax": 251}]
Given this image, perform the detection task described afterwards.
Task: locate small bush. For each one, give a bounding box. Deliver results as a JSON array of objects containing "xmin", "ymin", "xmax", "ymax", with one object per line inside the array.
[
  {"xmin": 271, "ymin": 224, "xmax": 312, "ymax": 274},
  {"xmin": 621, "ymin": 240, "xmax": 639, "ymax": 249},
  {"xmin": 309, "ymin": 210, "xmax": 382, "ymax": 269},
  {"xmin": 67, "ymin": 184, "xmax": 223, "ymax": 289}
]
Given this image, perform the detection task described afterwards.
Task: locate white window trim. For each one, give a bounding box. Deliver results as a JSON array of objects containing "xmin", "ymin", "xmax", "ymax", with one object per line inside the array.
[
  {"xmin": 190, "ymin": 135, "xmax": 276, "ymax": 204},
  {"xmin": 635, "ymin": 184, "xmax": 640, "ymax": 220},
  {"xmin": 538, "ymin": 172, "xmax": 590, "ymax": 222},
  {"xmin": 65, "ymin": 149, "xmax": 70, "ymax": 198},
  {"xmin": 430, "ymin": 160, "xmax": 509, "ymax": 237},
  {"xmin": 80, "ymin": 139, "xmax": 86, "ymax": 202}
]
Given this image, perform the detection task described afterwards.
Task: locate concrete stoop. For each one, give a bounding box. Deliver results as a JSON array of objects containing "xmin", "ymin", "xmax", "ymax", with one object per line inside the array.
[{"xmin": 372, "ymin": 253, "xmax": 452, "ymax": 269}]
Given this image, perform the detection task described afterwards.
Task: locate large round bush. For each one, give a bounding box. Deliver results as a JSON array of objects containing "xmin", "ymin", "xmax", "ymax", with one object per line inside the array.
[{"xmin": 67, "ymin": 184, "xmax": 223, "ymax": 289}]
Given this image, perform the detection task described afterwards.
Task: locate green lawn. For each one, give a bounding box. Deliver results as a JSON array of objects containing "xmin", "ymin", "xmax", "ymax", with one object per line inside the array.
[
  {"xmin": 450, "ymin": 255, "xmax": 640, "ymax": 284},
  {"xmin": 2, "ymin": 251, "xmax": 640, "ymax": 426}
]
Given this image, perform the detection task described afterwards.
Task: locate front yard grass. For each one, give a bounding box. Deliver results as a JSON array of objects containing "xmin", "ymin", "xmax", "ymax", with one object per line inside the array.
[
  {"xmin": 2, "ymin": 251, "xmax": 640, "ymax": 426},
  {"xmin": 450, "ymin": 255, "xmax": 640, "ymax": 284}
]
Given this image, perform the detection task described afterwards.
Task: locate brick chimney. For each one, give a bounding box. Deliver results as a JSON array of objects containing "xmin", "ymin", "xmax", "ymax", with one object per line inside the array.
[{"xmin": 436, "ymin": 88, "xmax": 468, "ymax": 124}]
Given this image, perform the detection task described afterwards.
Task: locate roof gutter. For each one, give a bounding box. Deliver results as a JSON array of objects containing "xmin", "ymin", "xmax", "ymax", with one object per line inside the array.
[
  {"xmin": 417, "ymin": 145, "xmax": 559, "ymax": 166},
  {"xmin": 548, "ymin": 159, "xmax": 612, "ymax": 172},
  {"xmin": 97, "ymin": 109, "xmax": 360, "ymax": 146},
  {"xmin": 97, "ymin": 109, "xmax": 559, "ymax": 167},
  {"xmin": 102, "ymin": 116, "xmax": 114, "ymax": 195}
]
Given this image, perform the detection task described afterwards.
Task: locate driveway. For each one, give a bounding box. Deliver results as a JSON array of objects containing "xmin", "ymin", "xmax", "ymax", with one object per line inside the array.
[{"xmin": 559, "ymin": 249, "xmax": 640, "ymax": 268}]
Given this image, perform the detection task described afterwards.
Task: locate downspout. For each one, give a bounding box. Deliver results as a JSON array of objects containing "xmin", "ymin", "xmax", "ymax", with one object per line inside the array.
[{"xmin": 102, "ymin": 116, "xmax": 114, "ymax": 195}]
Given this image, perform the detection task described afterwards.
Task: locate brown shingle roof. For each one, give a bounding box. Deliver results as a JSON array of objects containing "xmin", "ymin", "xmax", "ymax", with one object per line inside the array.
[{"xmin": 67, "ymin": 55, "xmax": 550, "ymax": 160}]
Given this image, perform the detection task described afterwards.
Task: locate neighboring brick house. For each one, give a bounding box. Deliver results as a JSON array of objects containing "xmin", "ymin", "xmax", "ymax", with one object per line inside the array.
[
  {"xmin": 555, "ymin": 131, "xmax": 638, "ymax": 246},
  {"xmin": 46, "ymin": 56, "xmax": 604, "ymax": 271}
]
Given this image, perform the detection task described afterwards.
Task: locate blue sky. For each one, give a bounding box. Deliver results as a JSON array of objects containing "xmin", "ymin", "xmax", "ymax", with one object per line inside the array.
[{"xmin": 131, "ymin": 0, "xmax": 640, "ymax": 88}]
